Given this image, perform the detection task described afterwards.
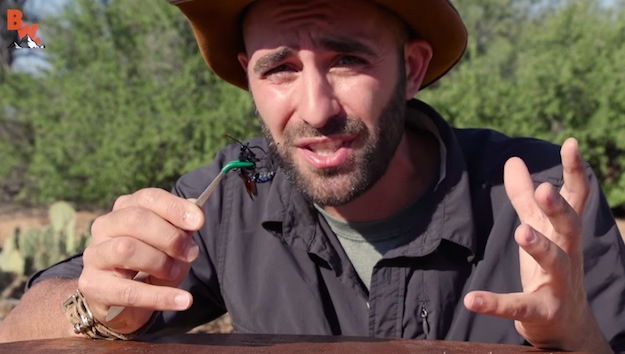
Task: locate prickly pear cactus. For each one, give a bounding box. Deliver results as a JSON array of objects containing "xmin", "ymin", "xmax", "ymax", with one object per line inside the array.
[
  {"xmin": 18, "ymin": 228, "xmax": 41, "ymax": 261},
  {"xmin": 0, "ymin": 229, "xmax": 26, "ymax": 275},
  {"xmin": 49, "ymin": 201, "xmax": 77, "ymax": 254},
  {"xmin": 1, "ymin": 202, "xmax": 93, "ymax": 275},
  {"xmin": 38, "ymin": 226, "xmax": 66, "ymax": 270}
]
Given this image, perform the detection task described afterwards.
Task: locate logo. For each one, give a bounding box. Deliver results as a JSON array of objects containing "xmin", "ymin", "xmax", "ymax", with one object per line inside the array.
[{"xmin": 6, "ymin": 9, "xmax": 45, "ymax": 49}]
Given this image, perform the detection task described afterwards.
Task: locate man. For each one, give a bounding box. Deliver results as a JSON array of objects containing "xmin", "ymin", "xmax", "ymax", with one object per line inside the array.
[{"xmin": 0, "ymin": 0, "xmax": 623, "ymax": 352}]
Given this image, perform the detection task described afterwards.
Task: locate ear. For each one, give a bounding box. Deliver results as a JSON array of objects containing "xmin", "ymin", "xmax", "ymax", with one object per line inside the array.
[
  {"xmin": 237, "ymin": 52, "xmax": 249, "ymax": 73},
  {"xmin": 403, "ymin": 39, "xmax": 433, "ymax": 99}
]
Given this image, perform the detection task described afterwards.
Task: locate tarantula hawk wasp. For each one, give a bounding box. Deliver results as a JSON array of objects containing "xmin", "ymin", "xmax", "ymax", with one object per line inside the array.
[{"xmin": 225, "ymin": 135, "xmax": 275, "ymax": 199}]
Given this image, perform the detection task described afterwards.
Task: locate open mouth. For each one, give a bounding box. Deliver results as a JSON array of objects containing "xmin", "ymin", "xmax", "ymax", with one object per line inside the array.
[
  {"xmin": 296, "ymin": 137, "xmax": 355, "ymax": 169},
  {"xmin": 305, "ymin": 140, "xmax": 347, "ymax": 155}
]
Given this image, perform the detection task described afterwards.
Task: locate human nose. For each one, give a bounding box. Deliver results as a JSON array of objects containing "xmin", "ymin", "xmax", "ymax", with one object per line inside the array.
[{"xmin": 297, "ymin": 68, "xmax": 340, "ymax": 128}]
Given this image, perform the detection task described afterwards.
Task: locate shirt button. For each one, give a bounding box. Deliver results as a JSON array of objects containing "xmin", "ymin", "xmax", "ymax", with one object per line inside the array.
[{"xmin": 366, "ymin": 302, "xmax": 370, "ymax": 309}]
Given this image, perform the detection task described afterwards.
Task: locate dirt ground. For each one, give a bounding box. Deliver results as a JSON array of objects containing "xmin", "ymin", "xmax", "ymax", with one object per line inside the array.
[{"xmin": 618, "ymin": 219, "xmax": 625, "ymax": 237}]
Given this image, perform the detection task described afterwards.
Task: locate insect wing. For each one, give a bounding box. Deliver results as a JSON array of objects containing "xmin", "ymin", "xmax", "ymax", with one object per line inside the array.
[{"xmin": 241, "ymin": 169, "xmax": 258, "ymax": 199}]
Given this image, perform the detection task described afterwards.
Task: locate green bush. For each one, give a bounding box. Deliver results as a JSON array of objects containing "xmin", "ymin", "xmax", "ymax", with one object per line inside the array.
[
  {"xmin": 420, "ymin": 0, "xmax": 625, "ymax": 207},
  {"xmin": 5, "ymin": 0, "xmax": 259, "ymax": 207}
]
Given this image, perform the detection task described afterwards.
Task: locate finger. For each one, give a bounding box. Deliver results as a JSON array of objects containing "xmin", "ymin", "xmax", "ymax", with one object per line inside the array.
[
  {"xmin": 464, "ymin": 290, "xmax": 547, "ymax": 323},
  {"xmin": 504, "ymin": 157, "xmax": 542, "ymax": 224},
  {"xmin": 90, "ymin": 207, "xmax": 200, "ymax": 263},
  {"xmin": 113, "ymin": 188, "xmax": 204, "ymax": 231},
  {"xmin": 83, "ymin": 238, "xmax": 184, "ymax": 282},
  {"xmin": 79, "ymin": 274, "xmax": 193, "ymax": 312},
  {"xmin": 560, "ymin": 138, "xmax": 589, "ymax": 216},
  {"xmin": 534, "ymin": 183, "xmax": 582, "ymax": 250},
  {"xmin": 515, "ymin": 223, "xmax": 568, "ymax": 282}
]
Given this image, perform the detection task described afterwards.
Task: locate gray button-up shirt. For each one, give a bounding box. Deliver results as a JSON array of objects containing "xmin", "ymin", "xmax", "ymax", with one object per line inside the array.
[{"xmin": 29, "ymin": 100, "xmax": 625, "ymax": 351}]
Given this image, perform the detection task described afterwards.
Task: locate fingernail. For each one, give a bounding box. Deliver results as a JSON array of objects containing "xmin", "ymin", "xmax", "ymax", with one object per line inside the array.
[
  {"xmin": 527, "ymin": 228, "xmax": 537, "ymax": 244},
  {"xmin": 473, "ymin": 296, "xmax": 484, "ymax": 309},
  {"xmin": 174, "ymin": 294, "xmax": 190, "ymax": 309},
  {"xmin": 184, "ymin": 211, "xmax": 201, "ymax": 229},
  {"xmin": 185, "ymin": 242, "xmax": 199, "ymax": 262},
  {"xmin": 169, "ymin": 262, "xmax": 181, "ymax": 279}
]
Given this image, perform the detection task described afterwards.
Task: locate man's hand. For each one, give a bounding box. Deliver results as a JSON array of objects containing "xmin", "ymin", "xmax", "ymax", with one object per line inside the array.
[
  {"xmin": 464, "ymin": 138, "xmax": 612, "ymax": 353},
  {"xmin": 79, "ymin": 188, "xmax": 204, "ymax": 334}
]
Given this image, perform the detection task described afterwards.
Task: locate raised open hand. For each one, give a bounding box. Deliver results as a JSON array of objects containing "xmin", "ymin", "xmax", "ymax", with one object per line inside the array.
[{"xmin": 464, "ymin": 138, "xmax": 611, "ymax": 353}]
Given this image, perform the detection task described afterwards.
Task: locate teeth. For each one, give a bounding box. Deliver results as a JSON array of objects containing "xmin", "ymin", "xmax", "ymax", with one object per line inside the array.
[
  {"xmin": 315, "ymin": 150, "xmax": 334, "ymax": 156},
  {"xmin": 308, "ymin": 141, "xmax": 343, "ymax": 155}
]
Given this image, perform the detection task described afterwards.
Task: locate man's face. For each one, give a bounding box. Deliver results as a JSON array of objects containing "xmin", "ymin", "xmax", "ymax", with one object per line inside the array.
[{"xmin": 239, "ymin": 0, "xmax": 413, "ymax": 206}]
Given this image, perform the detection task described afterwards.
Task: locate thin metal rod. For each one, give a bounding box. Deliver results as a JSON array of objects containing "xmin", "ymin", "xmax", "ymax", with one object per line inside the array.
[{"xmin": 195, "ymin": 171, "xmax": 226, "ymax": 207}]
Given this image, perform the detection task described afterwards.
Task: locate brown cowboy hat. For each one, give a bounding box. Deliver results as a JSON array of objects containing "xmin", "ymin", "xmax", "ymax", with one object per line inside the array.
[{"xmin": 167, "ymin": 0, "xmax": 467, "ymax": 90}]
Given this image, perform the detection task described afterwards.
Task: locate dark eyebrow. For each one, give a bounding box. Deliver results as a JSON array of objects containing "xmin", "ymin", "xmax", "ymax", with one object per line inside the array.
[
  {"xmin": 319, "ymin": 37, "xmax": 376, "ymax": 57},
  {"xmin": 253, "ymin": 47, "xmax": 295, "ymax": 76},
  {"xmin": 251, "ymin": 38, "xmax": 375, "ymax": 76}
]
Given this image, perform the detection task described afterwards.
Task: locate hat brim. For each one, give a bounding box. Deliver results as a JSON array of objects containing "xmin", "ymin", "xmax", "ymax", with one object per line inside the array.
[{"xmin": 169, "ymin": 0, "xmax": 467, "ymax": 90}]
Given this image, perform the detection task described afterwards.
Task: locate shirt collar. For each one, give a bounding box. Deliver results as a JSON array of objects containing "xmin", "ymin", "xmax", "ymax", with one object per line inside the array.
[{"xmin": 403, "ymin": 99, "xmax": 477, "ymax": 260}]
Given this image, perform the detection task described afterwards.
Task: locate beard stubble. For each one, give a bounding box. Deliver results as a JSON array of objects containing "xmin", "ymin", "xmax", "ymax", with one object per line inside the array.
[{"xmin": 259, "ymin": 73, "xmax": 407, "ymax": 207}]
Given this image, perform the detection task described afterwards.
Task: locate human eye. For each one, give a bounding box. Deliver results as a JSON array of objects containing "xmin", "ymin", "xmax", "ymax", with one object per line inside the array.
[
  {"xmin": 335, "ymin": 55, "xmax": 367, "ymax": 67},
  {"xmin": 264, "ymin": 64, "xmax": 294, "ymax": 77}
]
